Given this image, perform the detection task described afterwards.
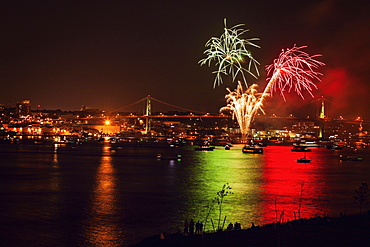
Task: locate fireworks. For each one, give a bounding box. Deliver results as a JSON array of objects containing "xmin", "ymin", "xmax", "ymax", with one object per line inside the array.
[
  {"xmin": 220, "ymin": 82, "xmax": 265, "ymax": 140},
  {"xmin": 220, "ymin": 46, "xmax": 324, "ymax": 142},
  {"xmin": 264, "ymin": 45, "xmax": 325, "ymax": 100},
  {"xmin": 200, "ymin": 20, "xmax": 324, "ymax": 142},
  {"xmin": 199, "ymin": 19, "xmax": 260, "ymax": 88}
]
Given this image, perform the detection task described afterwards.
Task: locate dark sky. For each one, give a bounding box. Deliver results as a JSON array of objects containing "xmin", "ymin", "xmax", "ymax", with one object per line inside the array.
[{"xmin": 1, "ymin": 0, "xmax": 369, "ymax": 119}]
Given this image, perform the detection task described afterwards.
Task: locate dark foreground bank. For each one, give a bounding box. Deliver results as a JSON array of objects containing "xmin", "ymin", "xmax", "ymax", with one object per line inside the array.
[{"xmin": 131, "ymin": 212, "xmax": 370, "ymax": 247}]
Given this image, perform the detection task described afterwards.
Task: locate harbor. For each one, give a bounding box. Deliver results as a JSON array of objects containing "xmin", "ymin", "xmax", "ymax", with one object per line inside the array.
[{"xmin": 1, "ymin": 141, "xmax": 369, "ymax": 246}]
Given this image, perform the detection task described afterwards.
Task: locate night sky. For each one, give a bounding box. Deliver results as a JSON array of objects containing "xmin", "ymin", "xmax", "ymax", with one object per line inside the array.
[{"xmin": 1, "ymin": 0, "xmax": 369, "ymax": 119}]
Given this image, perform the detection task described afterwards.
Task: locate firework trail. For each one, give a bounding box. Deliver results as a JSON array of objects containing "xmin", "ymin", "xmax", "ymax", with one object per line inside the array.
[
  {"xmin": 199, "ymin": 19, "xmax": 260, "ymax": 88},
  {"xmin": 264, "ymin": 45, "xmax": 325, "ymax": 101},
  {"xmin": 199, "ymin": 20, "xmax": 324, "ymax": 141},
  {"xmin": 220, "ymin": 82, "xmax": 265, "ymax": 141},
  {"xmin": 220, "ymin": 46, "xmax": 324, "ymax": 142}
]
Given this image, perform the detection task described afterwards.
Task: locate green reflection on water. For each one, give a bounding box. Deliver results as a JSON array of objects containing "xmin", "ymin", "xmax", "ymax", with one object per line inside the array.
[{"xmin": 188, "ymin": 144, "xmax": 264, "ymax": 230}]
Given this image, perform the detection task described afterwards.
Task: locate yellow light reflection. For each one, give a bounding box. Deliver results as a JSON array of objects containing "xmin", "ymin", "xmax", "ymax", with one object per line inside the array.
[{"xmin": 84, "ymin": 152, "xmax": 124, "ymax": 245}]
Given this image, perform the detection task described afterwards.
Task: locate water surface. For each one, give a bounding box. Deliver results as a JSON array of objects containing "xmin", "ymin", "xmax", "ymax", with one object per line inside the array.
[{"xmin": 1, "ymin": 142, "xmax": 369, "ymax": 246}]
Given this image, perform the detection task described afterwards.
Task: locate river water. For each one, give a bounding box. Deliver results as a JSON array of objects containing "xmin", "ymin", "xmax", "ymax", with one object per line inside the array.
[{"xmin": 1, "ymin": 141, "xmax": 369, "ymax": 246}]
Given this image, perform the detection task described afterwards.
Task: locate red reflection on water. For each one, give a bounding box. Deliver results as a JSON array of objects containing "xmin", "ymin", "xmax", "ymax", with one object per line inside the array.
[{"xmin": 260, "ymin": 146, "xmax": 324, "ymax": 224}]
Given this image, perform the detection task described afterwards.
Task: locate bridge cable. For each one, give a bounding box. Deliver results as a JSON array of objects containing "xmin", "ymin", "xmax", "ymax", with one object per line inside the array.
[
  {"xmin": 113, "ymin": 97, "xmax": 147, "ymax": 112},
  {"xmin": 150, "ymin": 97, "xmax": 210, "ymax": 114}
]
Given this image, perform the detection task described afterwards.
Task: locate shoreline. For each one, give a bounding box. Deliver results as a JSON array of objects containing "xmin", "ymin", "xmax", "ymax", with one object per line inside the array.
[{"xmin": 131, "ymin": 211, "xmax": 370, "ymax": 247}]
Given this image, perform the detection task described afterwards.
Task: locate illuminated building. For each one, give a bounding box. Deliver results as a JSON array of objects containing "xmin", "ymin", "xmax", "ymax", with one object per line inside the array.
[{"xmin": 16, "ymin": 99, "xmax": 31, "ymax": 116}]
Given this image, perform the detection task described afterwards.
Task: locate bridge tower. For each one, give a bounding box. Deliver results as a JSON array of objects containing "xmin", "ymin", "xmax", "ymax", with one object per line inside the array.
[
  {"xmin": 318, "ymin": 96, "xmax": 326, "ymax": 139},
  {"xmin": 319, "ymin": 96, "xmax": 325, "ymax": 119},
  {"xmin": 145, "ymin": 95, "xmax": 152, "ymax": 134}
]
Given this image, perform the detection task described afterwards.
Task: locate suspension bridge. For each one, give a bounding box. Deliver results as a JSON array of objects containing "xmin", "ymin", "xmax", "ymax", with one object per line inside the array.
[
  {"xmin": 104, "ymin": 95, "xmax": 365, "ymax": 127},
  {"xmin": 86, "ymin": 95, "xmax": 365, "ymax": 136},
  {"xmin": 110, "ymin": 95, "xmax": 336, "ymax": 120},
  {"xmin": 112, "ymin": 95, "xmax": 221, "ymax": 117}
]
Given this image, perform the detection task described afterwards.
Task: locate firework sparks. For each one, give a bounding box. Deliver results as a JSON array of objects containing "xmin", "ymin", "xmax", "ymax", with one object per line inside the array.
[
  {"xmin": 199, "ymin": 19, "xmax": 260, "ymax": 88},
  {"xmin": 220, "ymin": 45, "xmax": 324, "ymax": 142},
  {"xmin": 201, "ymin": 21, "xmax": 325, "ymax": 141},
  {"xmin": 264, "ymin": 45, "xmax": 325, "ymax": 100},
  {"xmin": 220, "ymin": 82, "xmax": 264, "ymax": 141}
]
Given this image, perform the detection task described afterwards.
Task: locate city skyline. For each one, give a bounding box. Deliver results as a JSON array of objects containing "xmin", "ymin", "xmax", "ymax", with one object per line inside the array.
[
  {"xmin": 1, "ymin": 1, "xmax": 369, "ymax": 119},
  {"xmin": 2, "ymin": 96, "xmax": 363, "ymax": 124}
]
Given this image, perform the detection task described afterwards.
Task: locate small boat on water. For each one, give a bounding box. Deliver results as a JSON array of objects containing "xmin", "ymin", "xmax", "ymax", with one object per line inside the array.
[
  {"xmin": 242, "ymin": 145, "xmax": 263, "ymax": 154},
  {"xmin": 156, "ymin": 154, "xmax": 182, "ymax": 160},
  {"xmin": 328, "ymin": 144, "xmax": 345, "ymax": 150},
  {"xmin": 340, "ymin": 155, "xmax": 363, "ymax": 161},
  {"xmin": 298, "ymin": 141, "xmax": 320, "ymax": 148},
  {"xmin": 297, "ymin": 153, "xmax": 311, "ymax": 163},
  {"xmin": 291, "ymin": 145, "xmax": 311, "ymax": 152},
  {"xmin": 194, "ymin": 145, "xmax": 215, "ymax": 151},
  {"xmin": 297, "ymin": 157, "xmax": 311, "ymax": 163},
  {"xmin": 256, "ymin": 142, "xmax": 267, "ymax": 147}
]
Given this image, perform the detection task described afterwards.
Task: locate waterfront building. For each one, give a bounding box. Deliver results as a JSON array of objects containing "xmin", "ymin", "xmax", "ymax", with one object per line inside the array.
[{"xmin": 16, "ymin": 99, "xmax": 31, "ymax": 116}]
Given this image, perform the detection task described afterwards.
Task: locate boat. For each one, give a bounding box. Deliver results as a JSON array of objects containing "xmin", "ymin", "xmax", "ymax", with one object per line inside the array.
[
  {"xmin": 109, "ymin": 146, "xmax": 123, "ymax": 151},
  {"xmin": 211, "ymin": 138, "xmax": 230, "ymax": 146},
  {"xmin": 297, "ymin": 153, "xmax": 311, "ymax": 163},
  {"xmin": 339, "ymin": 155, "xmax": 363, "ymax": 161},
  {"xmin": 156, "ymin": 154, "xmax": 182, "ymax": 160},
  {"xmin": 194, "ymin": 145, "xmax": 215, "ymax": 151},
  {"xmin": 327, "ymin": 143, "xmax": 345, "ymax": 150},
  {"xmin": 256, "ymin": 142, "xmax": 267, "ymax": 147},
  {"xmin": 242, "ymin": 145, "xmax": 263, "ymax": 154},
  {"xmin": 299, "ymin": 141, "xmax": 320, "ymax": 148},
  {"xmin": 297, "ymin": 157, "xmax": 311, "ymax": 163},
  {"xmin": 291, "ymin": 145, "xmax": 311, "ymax": 152}
]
